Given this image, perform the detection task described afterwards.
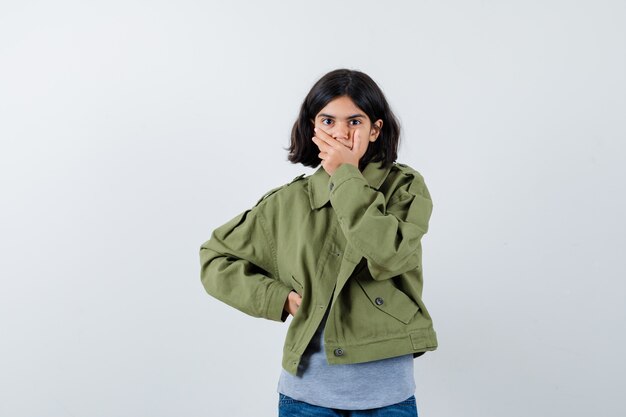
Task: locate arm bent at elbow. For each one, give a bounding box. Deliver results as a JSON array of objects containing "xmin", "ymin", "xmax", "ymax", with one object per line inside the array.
[
  {"xmin": 199, "ymin": 208, "xmax": 293, "ymax": 322},
  {"xmin": 329, "ymin": 163, "xmax": 433, "ymax": 281}
]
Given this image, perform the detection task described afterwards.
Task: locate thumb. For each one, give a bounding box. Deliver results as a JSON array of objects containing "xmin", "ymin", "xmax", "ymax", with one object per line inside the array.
[{"xmin": 352, "ymin": 129, "xmax": 361, "ymax": 154}]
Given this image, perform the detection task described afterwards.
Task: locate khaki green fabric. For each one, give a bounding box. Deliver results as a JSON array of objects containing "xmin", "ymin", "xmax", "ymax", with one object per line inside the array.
[{"xmin": 199, "ymin": 160, "xmax": 438, "ymax": 376}]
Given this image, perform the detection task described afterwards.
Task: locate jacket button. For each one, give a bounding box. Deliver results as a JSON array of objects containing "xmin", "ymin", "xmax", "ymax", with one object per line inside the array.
[
  {"xmin": 334, "ymin": 348, "xmax": 344, "ymax": 356},
  {"xmin": 329, "ymin": 182, "xmax": 334, "ymax": 191},
  {"xmin": 375, "ymin": 297, "xmax": 384, "ymax": 305}
]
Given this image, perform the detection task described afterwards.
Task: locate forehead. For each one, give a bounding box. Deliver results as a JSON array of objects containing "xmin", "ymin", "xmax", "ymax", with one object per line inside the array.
[{"xmin": 316, "ymin": 96, "xmax": 364, "ymax": 117}]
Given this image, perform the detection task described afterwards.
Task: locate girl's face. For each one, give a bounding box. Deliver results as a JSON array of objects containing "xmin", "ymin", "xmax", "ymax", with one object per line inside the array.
[{"xmin": 311, "ymin": 96, "xmax": 383, "ymax": 152}]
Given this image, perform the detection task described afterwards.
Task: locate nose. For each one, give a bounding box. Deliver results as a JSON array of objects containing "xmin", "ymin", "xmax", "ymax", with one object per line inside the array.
[{"xmin": 332, "ymin": 123, "xmax": 350, "ymax": 140}]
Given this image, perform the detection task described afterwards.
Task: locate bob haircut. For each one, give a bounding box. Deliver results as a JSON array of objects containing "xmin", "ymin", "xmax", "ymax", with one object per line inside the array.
[{"xmin": 286, "ymin": 68, "xmax": 401, "ymax": 171}]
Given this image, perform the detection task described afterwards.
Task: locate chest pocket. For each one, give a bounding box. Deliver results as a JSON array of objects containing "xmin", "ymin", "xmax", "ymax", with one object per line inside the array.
[{"xmin": 354, "ymin": 266, "xmax": 420, "ymax": 324}]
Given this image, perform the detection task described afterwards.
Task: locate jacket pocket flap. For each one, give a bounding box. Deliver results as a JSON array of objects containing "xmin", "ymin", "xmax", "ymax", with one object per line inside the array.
[{"xmin": 355, "ymin": 270, "xmax": 420, "ymax": 324}]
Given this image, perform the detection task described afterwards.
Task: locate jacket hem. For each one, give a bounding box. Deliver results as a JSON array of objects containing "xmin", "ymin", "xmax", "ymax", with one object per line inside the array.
[
  {"xmin": 281, "ymin": 328, "xmax": 437, "ymax": 376},
  {"xmin": 324, "ymin": 328, "xmax": 438, "ymax": 365}
]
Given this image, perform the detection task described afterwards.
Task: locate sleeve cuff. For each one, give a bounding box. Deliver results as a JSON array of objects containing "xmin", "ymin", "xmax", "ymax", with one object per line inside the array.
[
  {"xmin": 329, "ymin": 163, "xmax": 364, "ymax": 191},
  {"xmin": 267, "ymin": 281, "xmax": 294, "ymax": 322}
]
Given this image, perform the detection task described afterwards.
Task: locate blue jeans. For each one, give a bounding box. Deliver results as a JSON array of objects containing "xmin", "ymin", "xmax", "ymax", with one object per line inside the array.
[{"xmin": 278, "ymin": 393, "xmax": 418, "ymax": 416}]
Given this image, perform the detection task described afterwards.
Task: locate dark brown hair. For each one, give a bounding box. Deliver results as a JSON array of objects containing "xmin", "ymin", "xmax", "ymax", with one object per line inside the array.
[{"xmin": 285, "ymin": 69, "xmax": 401, "ymax": 171}]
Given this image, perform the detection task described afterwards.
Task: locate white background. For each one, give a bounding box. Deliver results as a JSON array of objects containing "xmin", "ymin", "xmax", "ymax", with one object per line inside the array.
[{"xmin": 1, "ymin": 1, "xmax": 625, "ymax": 416}]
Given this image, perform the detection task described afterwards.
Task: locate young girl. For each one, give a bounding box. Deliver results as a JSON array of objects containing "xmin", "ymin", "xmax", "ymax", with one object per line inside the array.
[{"xmin": 200, "ymin": 69, "xmax": 438, "ymax": 416}]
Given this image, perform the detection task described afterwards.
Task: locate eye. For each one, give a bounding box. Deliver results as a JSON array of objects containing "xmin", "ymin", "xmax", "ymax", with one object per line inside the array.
[
  {"xmin": 321, "ymin": 118, "xmax": 333, "ymax": 125},
  {"xmin": 349, "ymin": 120, "xmax": 362, "ymax": 126}
]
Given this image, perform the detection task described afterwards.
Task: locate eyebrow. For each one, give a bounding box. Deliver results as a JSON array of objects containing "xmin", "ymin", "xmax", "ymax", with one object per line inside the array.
[{"xmin": 317, "ymin": 113, "xmax": 366, "ymax": 119}]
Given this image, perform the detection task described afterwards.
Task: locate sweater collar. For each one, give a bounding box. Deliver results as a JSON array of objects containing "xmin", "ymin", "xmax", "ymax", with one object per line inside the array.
[{"xmin": 308, "ymin": 160, "xmax": 392, "ymax": 210}]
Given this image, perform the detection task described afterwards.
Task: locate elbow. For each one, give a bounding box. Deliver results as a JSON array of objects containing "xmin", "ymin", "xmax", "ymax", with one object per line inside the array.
[
  {"xmin": 367, "ymin": 251, "xmax": 421, "ymax": 281},
  {"xmin": 365, "ymin": 231, "xmax": 424, "ymax": 281},
  {"xmin": 199, "ymin": 246, "xmax": 222, "ymax": 296}
]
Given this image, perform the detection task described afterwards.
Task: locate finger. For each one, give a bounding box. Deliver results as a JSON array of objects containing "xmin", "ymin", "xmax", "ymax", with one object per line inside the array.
[
  {"xmin": 352, "ymin": 129, "xmax": 361, "ymax": 154},
  {"xmin": 312, "ymin": 136, "xmax": 329, "ymax": 152},
  {"xmin": 326, "ymin": 128, "xmax": 351, "ymax": 148},
  {"xmin": 352, "ymin": 130, "xmax": 368, "ymax": 155},
  {"xmin": 336, "ymin": 137, "xmax": 351, "ymax": 149},
  {"xmin": 313, "ymin": 127, "xmax": 342, "ymax": 150},
  {"xmin": 314, "ymin": 128, "xmax": 351, "ymax": 151}
]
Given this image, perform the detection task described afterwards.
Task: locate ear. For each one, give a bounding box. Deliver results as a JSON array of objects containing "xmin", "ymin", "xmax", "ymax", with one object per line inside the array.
[{"xmin": 370, "ymin": 119, "xmax": 383, "ymax": 141}]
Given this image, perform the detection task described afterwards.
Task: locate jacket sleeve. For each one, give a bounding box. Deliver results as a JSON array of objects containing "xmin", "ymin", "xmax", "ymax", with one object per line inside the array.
[
  {"xmin": 329, "ymin": 162, "xmax": 433, "ymax": 281},
  {"xmin": 199, "ymin": 206, "xmax": 293, "ymax": 322}
]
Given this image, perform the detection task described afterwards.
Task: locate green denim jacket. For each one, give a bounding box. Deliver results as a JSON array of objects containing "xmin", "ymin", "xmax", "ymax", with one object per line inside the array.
[{"xmin": 199, "ymin": 160, "xmax": 438, "ymax": 376}]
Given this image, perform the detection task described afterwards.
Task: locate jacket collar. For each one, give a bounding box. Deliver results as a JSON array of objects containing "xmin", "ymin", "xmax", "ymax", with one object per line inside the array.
[{"xmin": 308, "ymin": 160, "xmax": 392, "ymax": 210}]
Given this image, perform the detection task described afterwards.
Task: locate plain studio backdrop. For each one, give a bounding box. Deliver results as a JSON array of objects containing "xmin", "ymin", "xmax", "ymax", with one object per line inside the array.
[{"xmin": 1, "ymin": 1, "xmax": 625, "ymax": 416}]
